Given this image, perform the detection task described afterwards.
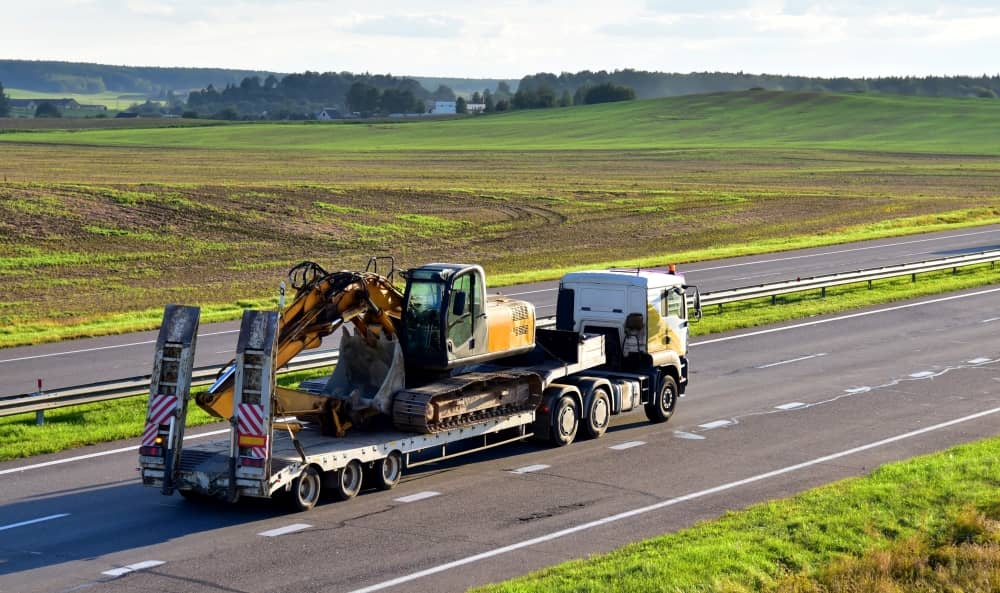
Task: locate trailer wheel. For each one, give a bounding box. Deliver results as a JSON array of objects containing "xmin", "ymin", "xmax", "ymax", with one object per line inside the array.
[
  {"xmin": 374, "ymin": 451, "xmax": 403, "ymax": 491},
  {"xmin": 582, "ymin": 387, "xmax": 611, "ymax": 439},
  {"xmin": 550, "ymin": 395, "xmax": 579, "ymax": 447},
  {"xmin": 332, "ymin": 460, "xmax": 363, "ymax": 501},
  {"xmin": 645, "ymin": 374, "xmax": 678, "ymax": 424},
  {"xmin": 290, "ymin": 466, "xmax": 322, "ymax": 511}
]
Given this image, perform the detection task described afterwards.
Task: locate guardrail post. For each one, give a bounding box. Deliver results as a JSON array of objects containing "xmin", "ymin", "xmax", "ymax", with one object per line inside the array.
[
  {"xmin": 868, "ymin": 280, "xmax": 872, "ymax": 290},
  {"xmin": 35, "ymin": 378, "xmax": 44, "ymax": 426},
  {"xmin": 821, "ymin": 287, "xmax": 826, "ymax": 298},
  {"xmin": 911, "ymin": 273, "xmax": 916, "ymax": 282}
]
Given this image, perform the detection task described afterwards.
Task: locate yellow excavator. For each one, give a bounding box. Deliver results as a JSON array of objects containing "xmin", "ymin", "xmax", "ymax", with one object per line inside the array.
[{"xmin": 196, "ymin": 258, "xmax": 539, "ymax": 435}]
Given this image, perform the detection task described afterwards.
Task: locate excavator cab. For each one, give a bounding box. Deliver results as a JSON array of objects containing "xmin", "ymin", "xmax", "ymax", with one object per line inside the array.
[
  {"xmin": 401, "ymin": 264, "xmax": 487, "ymax": 371},
  {"xmin": 400, "ymin": 263, "xmax": 536, "ymax": 376}
]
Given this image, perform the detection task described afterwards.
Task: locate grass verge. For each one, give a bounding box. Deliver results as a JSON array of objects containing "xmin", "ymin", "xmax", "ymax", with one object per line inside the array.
[
  {"xmin": 2, "ymin": 262, "xmax": 997, "ymax": 462},
  {"xmin": 472, "ymin": 436, "xmax": 1000, "ymax": 593}
]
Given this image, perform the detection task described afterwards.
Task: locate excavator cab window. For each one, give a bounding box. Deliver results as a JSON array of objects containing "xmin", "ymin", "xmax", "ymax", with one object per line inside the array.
[
  {"xmin": 447, "ymin": 273, "xmax": 475, "ymax": 355},
  {"xmin": 404, "ymin": 272, "xmax": 445, "ymax": 359}
]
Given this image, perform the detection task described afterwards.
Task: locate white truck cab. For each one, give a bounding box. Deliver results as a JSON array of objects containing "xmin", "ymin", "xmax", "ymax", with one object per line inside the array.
[{"xmin": 555, "ymin": 268, "xmax": 699, "ymax": 390}]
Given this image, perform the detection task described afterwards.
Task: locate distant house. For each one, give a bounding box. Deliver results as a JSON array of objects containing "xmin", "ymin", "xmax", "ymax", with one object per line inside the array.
[
  {"xmin": 427, "ymin": 101, "xmax": 457, "ymax": 115},
  {"xmin": 9, "ymin": 98, "xmax": 82, "ymax": 112},
  {"xmin": 316, "ymin": 108, "xmax": 341, "ymax": 120},
  {"xmin": 466, "ymin": 102, "xmax": 486, "ymax": 114},
  {"xmin": 78, "ymin": 104, "xmax": 107, "ymax": 111}
]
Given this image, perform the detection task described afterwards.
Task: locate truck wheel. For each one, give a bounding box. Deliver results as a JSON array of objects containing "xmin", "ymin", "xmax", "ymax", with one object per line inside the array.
[
  {"xmin": 332, "ymin": 460, "xmax": 363, "ymax": 501},
  {"xmin": 290, "ymin": 466, "xmax": 322, "ymax": 511},
  {"xmin": 550, "ymin": 395, "xmax": 579, "ymax": 447},
  {"xmin": 374, "ymin": 451, "xmax": 403, "ymax": 491},
  {"xmin": 582, "ymin": 387, "xmax": 611, "ymax": 439},
  {"xmin": 645, "ymin": 375, "xmax": 678, "ymax": 424}
]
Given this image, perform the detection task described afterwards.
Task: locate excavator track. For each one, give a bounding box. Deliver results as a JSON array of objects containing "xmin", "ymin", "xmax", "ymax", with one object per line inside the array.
[{"xmin": 392, "ymin": 370, "xmax": 542, "ymax": 433}]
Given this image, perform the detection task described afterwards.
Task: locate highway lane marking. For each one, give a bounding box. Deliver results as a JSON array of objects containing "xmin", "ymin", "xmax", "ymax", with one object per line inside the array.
[
  {"xmin": 0, "ymin": 513, "xmax": 70, "ymax": 532},
  {"xmin": 756, "ymin": 353, "xmax": 827, "ymax": 369},
  {"xmin": 258, "ymin": 523, "xmax": 312, "ymax": 537},
  {"xmin": 692, "ymin": 286, "xmax": 1000, "ymax": 347},
  {"xmin": 698, "ymin": 420, "xmax": 733, "ymax": 430},
  {"xmin": 0, "ymin": 329, "xmax": 240, "ymax": 364},
  {"xmin": 844, "ymin": 387, "xmax": 871, "ymax": 394},
  {"xmin": 910, "ymin": 371, "xmax": 935, "ymax": 378},
  {"xmin": 394, "ymin": 491, "xmax": 440, "ymax": 503},
  {"xmin": 673, "ymin": 431, "xmax": 706, "ymax": 440},
  {"xmin": 0, "ymin": 428, "xmax": 230, "ymax": 476},
  {"xmin": 775, "ymin": 402, "xmax": 807, "ymax": 410},
  {"xmin": 982, "ymin": 317, "xmax": 1000, "ymax": 323},
  {"xmin": 684, "ymin": 228, "xmax": 1000, "ymax": 273},
  {"xmin": 608, "ymin": 441, "xmax": 645, "ymax": 450},
  {"xmin": 345, "ymin": 405, "xmax": 1000, "ymax": 593},
  {"xmin": 510, "ymin": 464, "xmax": 550, "ymax": 474},
  {"xmin": 968, "ymin": 358, "xmax": 992, "ymax": 364},
  {"xmin": 101, "ymin": 560, "xmax": 164, "ymax": 577}
]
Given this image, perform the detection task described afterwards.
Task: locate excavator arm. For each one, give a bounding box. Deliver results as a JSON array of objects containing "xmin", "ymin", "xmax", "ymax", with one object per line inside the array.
[{"xmin": 196, "ymin": 261, "xmax": 404, "ymax": 420}]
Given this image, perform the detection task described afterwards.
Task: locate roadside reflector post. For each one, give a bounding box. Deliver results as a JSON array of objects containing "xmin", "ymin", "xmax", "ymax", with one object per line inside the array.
[{"xmin": 35, "ymin": 378, "xmax": 44, "ymax": 426}]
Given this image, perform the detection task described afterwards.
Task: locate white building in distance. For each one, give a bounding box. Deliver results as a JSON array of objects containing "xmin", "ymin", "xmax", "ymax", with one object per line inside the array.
[{"xmin": 428, "ymin": 101, "xmax": 457, "ymax": 115}]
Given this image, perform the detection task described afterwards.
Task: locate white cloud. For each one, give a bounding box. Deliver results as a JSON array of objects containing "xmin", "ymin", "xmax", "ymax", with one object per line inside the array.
[{"xmin": 0, "ymin": 0, "xmax": 997, "ymax": 77}]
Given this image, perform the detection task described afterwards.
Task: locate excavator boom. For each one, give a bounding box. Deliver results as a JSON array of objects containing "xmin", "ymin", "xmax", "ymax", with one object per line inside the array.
[{"xmin": 196, "ymin": 261, "xmax": 403, "ymax": 419}]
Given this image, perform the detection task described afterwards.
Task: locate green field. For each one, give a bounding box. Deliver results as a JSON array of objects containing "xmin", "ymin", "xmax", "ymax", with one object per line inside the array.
[
  {"xmin": 1, "ymin": 91, "xmax": 999, "ymax": 348},
  {"xmin": 4, "ymin": 87, "xmax": 151, "ymax": 110},
  {"xmin": 2, "ymin": 92, "xmax": 1000, "ymax": 154}
]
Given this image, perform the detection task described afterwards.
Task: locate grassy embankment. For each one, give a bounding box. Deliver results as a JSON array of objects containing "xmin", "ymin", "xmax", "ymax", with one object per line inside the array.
[
  {"xmin": 1, "ymin": 91, "xmax": 1000, "ymax": 348},
  {"xmin": 3, "ymin": 87, "xmax": 152, "ymax": 112},
  {"xmin": 473, "ymin": 436, "xmax": 1000, "ymax": 593}
]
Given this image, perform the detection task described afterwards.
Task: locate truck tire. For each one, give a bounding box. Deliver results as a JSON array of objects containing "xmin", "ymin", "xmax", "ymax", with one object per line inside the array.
[
  {"xmin": 374, "ymin": 451, "xmax": 403, "ymax": 491},
  {"xmin": 645, "ymin": 374, "xmax": 677, "ymax": 424},
  {"xmin": 550, "ymin": 395, "xmax": 579, "ymax": 447},
  {"xmin": 582, "ymin": 387, "xmax": 611, "ymax": 439},
  {"xmin": 332, "ymin": 460, "xmax": 363, "ymax": 501},
  {"xmin": 290, "ymin": 466, "xmax": 322, "ymax": 511}
]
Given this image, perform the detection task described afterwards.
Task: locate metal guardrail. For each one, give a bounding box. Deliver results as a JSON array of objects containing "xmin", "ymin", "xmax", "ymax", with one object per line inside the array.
[
  {"xmin": 699, "ymin": 248, "xmax": 1000, "ymax": 307},
  {"xmin": 1, "ymin": 350, "xmax": 340, "ymax": 419},
  {"xmin": 4, "ymin": 249, "xmax": 998, "ymax": 419}
]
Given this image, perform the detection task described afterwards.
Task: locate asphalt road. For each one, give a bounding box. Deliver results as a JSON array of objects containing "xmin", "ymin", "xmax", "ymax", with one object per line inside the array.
[
  {"xmin": 2, "ymin": 224, "xmax": 1000, "ymax": 398},
  {"xmin": 1, "ymin": 284, "xmax": 998, "ymax": 593}
]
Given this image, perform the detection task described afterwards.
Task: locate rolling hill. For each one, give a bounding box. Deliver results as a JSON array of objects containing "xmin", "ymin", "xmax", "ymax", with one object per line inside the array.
[{"xmin": 2, "ymin": 91, "xmax": 997, "ymax": 155}]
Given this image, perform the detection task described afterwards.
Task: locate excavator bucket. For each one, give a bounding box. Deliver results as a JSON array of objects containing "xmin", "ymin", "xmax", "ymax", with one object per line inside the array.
[{"xmin": 322, "ymin": 330, "xmax": 405, "ymax": 421}]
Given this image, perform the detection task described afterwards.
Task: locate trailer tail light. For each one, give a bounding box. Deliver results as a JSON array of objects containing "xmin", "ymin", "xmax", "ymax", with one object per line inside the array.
[
  {"xmin": 139, "ymin": 445, "xmax": 163, "ymax": 457},
  {"xmin": 240, "ymin": 456, "xmax": 265, "ymax": 468}
]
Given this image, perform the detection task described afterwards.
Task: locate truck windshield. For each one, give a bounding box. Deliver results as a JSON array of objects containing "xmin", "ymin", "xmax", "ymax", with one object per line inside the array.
[{"xmin": 405, "ymin": 279, "xmax": 445, "ymax": 353}]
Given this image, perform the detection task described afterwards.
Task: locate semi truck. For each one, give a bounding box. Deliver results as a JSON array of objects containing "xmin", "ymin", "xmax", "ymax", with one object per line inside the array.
[{"xmin": 138, "ymin": 259, "xmax": 700, "ymax": 510}]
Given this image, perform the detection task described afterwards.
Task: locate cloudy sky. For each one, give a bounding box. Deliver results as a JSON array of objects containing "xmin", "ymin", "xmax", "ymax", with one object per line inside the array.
[{"xmin": 3, "ymin": 0, "xmax": 998, "ymax": 78}]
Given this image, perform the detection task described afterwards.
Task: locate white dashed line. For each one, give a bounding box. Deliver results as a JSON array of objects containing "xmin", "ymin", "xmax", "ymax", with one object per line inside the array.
[
  {"xmin": 775, "ymin": 402, "xmax": 807, "ymax": 410},
  {"xmin": 844, "ymin": 387, "xmax": 871, "ymax": 394},
  {"xmin": 258, "ymin": 523, "xmax": 312, "ymax": 537},
  {"xmin": 609, "ymin": 441, "xmax": 646, "ymax": 450},
  {"xmin": 968, "ymin": 358, "xmax": 992, "ymax": 364},
  {"xmin": 0, "ymin": 513, "xmax": 70, "ymax": 532},
  {"xmin": 698, "ymin": 420, "xmax": 733, "ymax": 430},
  {"xmin": 510, "ymin": 464, "xmax": 550, "ymax": 474},
  {"xmin": 394, "ymin": 491, "xmax": 441, "ymax": 503},
  {"xmin": 673, "ymin": 431, "xmax": 706, "ymax": 440},
  {"xmin": 982, "ymin": 317, "xmax": 1000, "ymax": 323},
  {"xmin": 345, "ymin": 405, "xmax": 1000, "ymax": 593},
  {"xmin": 756, "ymin": 353, "xmax": 827, "ymax": 369},
  {"xmin": 102, "ymin": 560, "xmax": 164, "ymax": 577},
  {"xmin": 910, "ymin": 371, "xmax": 935, "ymax": 379}
]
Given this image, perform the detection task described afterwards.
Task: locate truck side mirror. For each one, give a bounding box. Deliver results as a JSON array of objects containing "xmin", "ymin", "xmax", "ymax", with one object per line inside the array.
[
  {"xmin": 684, "ymin": 285, "xmax": 702, "ymax": 322},
  {"xmin": 452, "ymin": 291, "xmax": 467, "ymax": 316}
]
